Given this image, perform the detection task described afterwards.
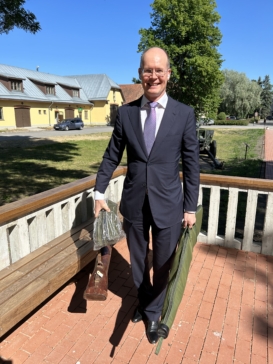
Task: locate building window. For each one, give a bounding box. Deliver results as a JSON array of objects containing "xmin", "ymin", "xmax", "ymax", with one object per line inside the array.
[
  {"xmin": 46, "ymin": 85, "xmax": 55, "ymax": 95},
  {"xmin": 43, "ymin": 110, "xmax": 46, "ymax": 115},
  {"xmin": 84, "ymin": 110, "xmax": 88, "ymax": 120},
  {"xmin": 113, "ymin": 90, "xmax": 116, "ymax": 103},
  {"xmin": 0, "ymin": 107, "xmax": 3, "ymax": 119},
  {"xmin": 38, "ymin": 110, "xmax": 41, "ymax": 114},
  {"xmin": 11, "ymin": 80, "xmax": 22, "ymax": 91},
  {"xmin": 73, "ymin": 89, "xmax": 79, "ymax": 97}
]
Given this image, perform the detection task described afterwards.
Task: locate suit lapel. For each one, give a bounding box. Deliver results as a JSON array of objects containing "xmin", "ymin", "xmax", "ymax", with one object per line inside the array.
[{"xmin": 127, "ymin": 97, "xmax": 148, "ymax": 157}]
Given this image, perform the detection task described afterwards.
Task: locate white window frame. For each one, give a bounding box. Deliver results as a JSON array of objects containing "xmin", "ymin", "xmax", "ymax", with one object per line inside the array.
[
  {"xmin": 11, "ymin": 80, "xmax": 22, "ymax": 91},
  {"xmin": 46, "ymin": 86, "xmax": 55, "ymax": 95}
]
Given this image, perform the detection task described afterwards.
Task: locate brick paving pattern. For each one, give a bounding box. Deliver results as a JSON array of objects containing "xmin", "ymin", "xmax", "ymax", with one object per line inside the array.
[{"xmin": 1, "ymin": 238, "xmax": 272, "ymax": 364}]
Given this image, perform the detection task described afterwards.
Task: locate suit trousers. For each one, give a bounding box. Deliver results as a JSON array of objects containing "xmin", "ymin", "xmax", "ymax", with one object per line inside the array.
[{"xmin": 123, "ymin": 195, "xmax": 181, "ymax": 321}]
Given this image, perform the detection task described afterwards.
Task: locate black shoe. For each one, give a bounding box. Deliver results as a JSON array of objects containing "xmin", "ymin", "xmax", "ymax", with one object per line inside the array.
[
  {"xmin": 131, "ymin": 306, "xmax": 144, "ymax": 323},
  {"xmin": 158, "ymin": 323, "xmax": 169, "ymax": 339},
  {"xmin": 146, "ymin": 320, "xmax": 159, "ymax": 344}
]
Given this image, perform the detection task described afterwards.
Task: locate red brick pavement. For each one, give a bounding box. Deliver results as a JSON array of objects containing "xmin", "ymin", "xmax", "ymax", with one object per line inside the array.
[
  {"xmin": 264, "ymin": 129, "xmax": 273, "ymax": 161},
  {"xmin": 264, "ymin": 128, "xmax": 273, "ymax": 179},
  {"xmin": 1, "ymin": 238, "xmax": 273, "ymax": 364}
]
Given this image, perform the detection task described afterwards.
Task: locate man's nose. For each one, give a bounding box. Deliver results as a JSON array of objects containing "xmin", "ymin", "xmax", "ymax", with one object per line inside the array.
[{"xmin": 149, "ymin": 70, "xmax": 158, "ymax": 78}]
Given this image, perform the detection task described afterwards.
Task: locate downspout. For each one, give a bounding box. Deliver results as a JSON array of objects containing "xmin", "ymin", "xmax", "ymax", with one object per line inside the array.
[
  {"xmin": 48, "ymin": 101, "xmax": 54, "ymax": 126},
  {"xmin": 90, "ymin": 102, "xmax": 94, "ymax": 125}
]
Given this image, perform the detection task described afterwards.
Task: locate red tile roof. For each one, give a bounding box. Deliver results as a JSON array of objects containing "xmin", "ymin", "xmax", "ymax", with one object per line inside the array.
[{"xmin": 119, "ymin": 84, "xmax": 143, "ymax": 104}]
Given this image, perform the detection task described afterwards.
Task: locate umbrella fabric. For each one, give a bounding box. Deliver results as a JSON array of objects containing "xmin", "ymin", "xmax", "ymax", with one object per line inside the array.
[{"xmin": 155, "ymin": 205, "xmax": 203, "ymax": 354}]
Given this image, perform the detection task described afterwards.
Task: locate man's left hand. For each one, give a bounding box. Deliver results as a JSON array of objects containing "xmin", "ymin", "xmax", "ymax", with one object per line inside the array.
[{"xmin": 183, "ymin": 212, "xmax": 196, "ymax": 229}]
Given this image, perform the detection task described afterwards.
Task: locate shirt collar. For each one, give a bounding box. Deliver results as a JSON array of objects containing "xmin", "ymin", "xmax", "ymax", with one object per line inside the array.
[{"xmin": 141, "ymin": 93, "xmax": 168, "ymax": 109}]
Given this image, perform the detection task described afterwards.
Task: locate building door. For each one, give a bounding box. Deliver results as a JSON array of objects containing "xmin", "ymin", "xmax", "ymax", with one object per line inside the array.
[
  {"xmin": 14, "ymin": 108, "xmax": 31, "ymax": 127},
  {"xmin": 65, "ymin": 108, "xmax": 74, "ymax": 119},
  {"xmin": 110, "ymin": 104, "xmax": 118, "ymax": 126}
]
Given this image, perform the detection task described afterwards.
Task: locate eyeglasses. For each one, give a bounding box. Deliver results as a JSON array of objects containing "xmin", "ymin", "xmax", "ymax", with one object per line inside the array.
[{"xmin": 141, "ymin": 68, "xmax": 169, "ymax": 77}]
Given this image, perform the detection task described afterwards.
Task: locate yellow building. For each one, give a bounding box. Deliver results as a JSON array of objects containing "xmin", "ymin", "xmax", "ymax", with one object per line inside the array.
[{"xmin": 0, "ymin": 65, "xmax": 124, "ymax": 129}]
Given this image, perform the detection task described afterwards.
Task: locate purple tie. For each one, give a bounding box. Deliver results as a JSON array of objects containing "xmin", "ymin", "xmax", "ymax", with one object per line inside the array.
[{"xmin": 144, "ymin": 102, "xmax": 158, "ymax": 154}]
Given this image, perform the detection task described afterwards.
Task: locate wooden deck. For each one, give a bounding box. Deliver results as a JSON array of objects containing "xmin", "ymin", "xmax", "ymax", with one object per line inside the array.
[{"xmin": 1, "ymin": 238, "xmax": 272, "ymax": 363}]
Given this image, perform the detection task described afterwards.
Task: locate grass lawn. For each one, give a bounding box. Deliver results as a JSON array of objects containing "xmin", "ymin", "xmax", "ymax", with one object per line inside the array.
[
  {"xmin": 0, "ymin": 129, "xmax": 264, "ymax": 206},
  {"xmin": 0, "ymin": 133, "xmax": 119, "ymax": 205},
  {"xmin": 204, "ymin": 128, "xmax": 264, "ymax": 177}
]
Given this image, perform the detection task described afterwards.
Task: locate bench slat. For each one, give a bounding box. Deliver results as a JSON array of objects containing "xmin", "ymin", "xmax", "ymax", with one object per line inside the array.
[
  {"xmin": 0, "ymin": 232, "xmax": 92, "ymax": 305},
  {"xmin": 0, "ymin": 237, "xmax": 97, "ymax": 336},
  {"xmin": 0, "ymin": 219, "xmax": 94, "ymax": 283}
]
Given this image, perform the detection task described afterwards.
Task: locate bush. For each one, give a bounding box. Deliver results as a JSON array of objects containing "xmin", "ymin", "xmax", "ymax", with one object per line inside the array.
[
  {"xmin": 214, "ymin": 119, "xmax": 249, "ymax": 126},
  {"xmin": 217, "ymin": 112, "xmax": 226, "ymax": 120},
  {"xmin": 248, "ymin": 117, "xmax": 259, "ymax": 124}
]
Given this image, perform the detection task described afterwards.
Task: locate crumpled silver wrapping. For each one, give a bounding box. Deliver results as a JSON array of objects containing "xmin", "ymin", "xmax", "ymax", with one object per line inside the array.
[{"xmin": 93, "ymin": 200, "xmax": 125, "ymax": 250}]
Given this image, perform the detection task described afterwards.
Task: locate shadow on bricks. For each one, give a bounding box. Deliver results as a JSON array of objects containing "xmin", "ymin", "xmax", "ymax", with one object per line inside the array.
[
  {"xmin": 0, "ymin": 357, "xmax": 12, "ymax": 364},
  {"xmin": 66, "ymin": 245, "xmax": 140, "ymax": 358}
]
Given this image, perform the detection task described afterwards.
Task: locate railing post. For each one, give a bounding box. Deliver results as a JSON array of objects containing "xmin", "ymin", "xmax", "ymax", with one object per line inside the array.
[
  {"xmin": 262, "ymin": 192, "xmax": 273, "ymax": 255},
  {"xmin": 242, "ymin": 190, "xmax": 259, "ymax": 252},
  {"xmin": 207, "ymin": 186, "xmax": 220, "ymax": 244},
  {"xmin": 225, "ymin": 188, "xmax": 241, "ymax": 249}
]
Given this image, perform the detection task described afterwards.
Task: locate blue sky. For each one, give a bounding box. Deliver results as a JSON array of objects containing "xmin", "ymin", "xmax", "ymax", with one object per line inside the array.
[{"xmin": 1, "ymin": 0, "xmax": 272, "ymax": 84}]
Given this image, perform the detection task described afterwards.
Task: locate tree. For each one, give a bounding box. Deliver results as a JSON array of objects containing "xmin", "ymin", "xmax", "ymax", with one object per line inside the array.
[
  {"xmin": 132, "ymin": 77, "xmax": 141, "ymax": 84},
  {"xmin": 219, "ymin": 70, "xmax": 262, "ymax": 118},
  {"xmin": 259, "ymin": 75, "xmax": 273, "ymax": 118},
  {"xmin": 0, "ymin": 0, "xmax": 40, "ymax": 34},
  {"xmin": 138, "ymin": 0, "xmax": 224, "ymax": 117}
]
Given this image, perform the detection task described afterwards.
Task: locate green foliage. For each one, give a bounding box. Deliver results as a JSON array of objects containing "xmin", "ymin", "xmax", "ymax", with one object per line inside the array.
[
  {"xmin": 0, "ymin": 0, "xmax": 40, "ymax": 34},
  {"xmin": 259, "ymin": 75, "xmax": 273, "ymax": 118},
  {"xmin": 217, "ymin": 112, "xmax": 226, "ymax": 120},
  {"xmin": 248, "ymin": 117, "xmax": 259, "ymax": 124},
  {"xmin": 138, "ymin": 0, "xmax": 224, "ymax": 116},
  {"xmin": 214, "ymin": 119, "xmax": 249, "ymax": 126},
  {"xmin": 219, "ymin": 70, "xmax": 262, "ymax": 119},
  {"xmin": 132, "ymin": 77, "xmax": 141, "ymax": 84}
]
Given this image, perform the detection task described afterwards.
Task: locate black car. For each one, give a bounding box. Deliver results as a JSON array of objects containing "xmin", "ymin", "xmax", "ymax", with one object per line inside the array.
[{"xmin": 54, "ymin": 118, "xmax": 84, "ymax": 131}]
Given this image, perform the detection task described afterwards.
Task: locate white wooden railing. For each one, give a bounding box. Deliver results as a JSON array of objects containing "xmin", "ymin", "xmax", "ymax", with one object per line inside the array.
[
  {"xmin": 0, "ymin": 169, "xmax": 273, "ymax": 271},
  {"xmin": 198, "ymin": 174, "xmax": 273, "ymax": 255},
  {"xmin": 0, "ymin": 168, "xmax": 125, "ymax": 271}
]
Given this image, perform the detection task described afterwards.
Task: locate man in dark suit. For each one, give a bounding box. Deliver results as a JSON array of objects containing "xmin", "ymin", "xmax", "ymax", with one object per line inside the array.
[{"xmin": 94, "ymin": 47, "xmax": 199, "ymax": 344}]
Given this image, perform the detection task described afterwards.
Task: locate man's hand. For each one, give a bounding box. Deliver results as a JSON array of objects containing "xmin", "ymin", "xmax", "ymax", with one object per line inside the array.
[
  {"xmin": 183, "ymin": 212, "xmax": 196, "ymax": 229},
  {"xmin": 94, "ymin": 200, "xmax": 110, "ymax": 218}
]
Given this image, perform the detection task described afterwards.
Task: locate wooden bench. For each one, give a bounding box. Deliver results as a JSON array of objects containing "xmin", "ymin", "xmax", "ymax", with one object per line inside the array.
[{"xmin": 0, "ymin": 217, "xmax": 97, "ymax": 338}]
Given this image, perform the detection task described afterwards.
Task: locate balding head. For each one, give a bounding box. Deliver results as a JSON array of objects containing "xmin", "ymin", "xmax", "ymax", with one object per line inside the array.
[{"xmin": 140, "ymin": 47, "xmax": 170, "ymax": 69}]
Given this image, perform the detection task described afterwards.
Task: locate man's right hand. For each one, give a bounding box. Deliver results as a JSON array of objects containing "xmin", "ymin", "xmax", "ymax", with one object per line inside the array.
[{"xmin": 94, "ymin": 200, "xmax": 110, "ymax": 218}]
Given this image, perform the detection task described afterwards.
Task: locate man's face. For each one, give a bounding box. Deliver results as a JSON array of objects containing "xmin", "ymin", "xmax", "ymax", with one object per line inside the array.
[{"xmin": 139, "ymin": 48, "xmax": 171, "ymax": 102}]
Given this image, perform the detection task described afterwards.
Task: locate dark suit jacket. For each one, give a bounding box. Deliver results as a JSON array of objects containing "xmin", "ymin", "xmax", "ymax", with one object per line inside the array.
[{"xmin": 95, "ymin": 96, "xmax": 200, "ymax": 229}]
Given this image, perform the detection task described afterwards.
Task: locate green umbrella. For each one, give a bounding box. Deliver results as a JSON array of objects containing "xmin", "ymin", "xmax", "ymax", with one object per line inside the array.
[{"xmin": 155, "ymin": 205, "xmax": 203, "ymax": 354}]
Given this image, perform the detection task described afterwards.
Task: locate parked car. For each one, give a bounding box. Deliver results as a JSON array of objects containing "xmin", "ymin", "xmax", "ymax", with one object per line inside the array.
[
  {"xmin": 54, "ymin": 118, "xmax": 84, "ymax": 131},
  {"xmin": 266, "ymin": 115, "xmax": 273, "ymax": 120},
  {"xmin": 229, "ymin": 115, "xmax": 236, "ymax": 120},
  {"xmin": 197, "ymin": 117, "xmax": 215, "ymax": 126}
]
